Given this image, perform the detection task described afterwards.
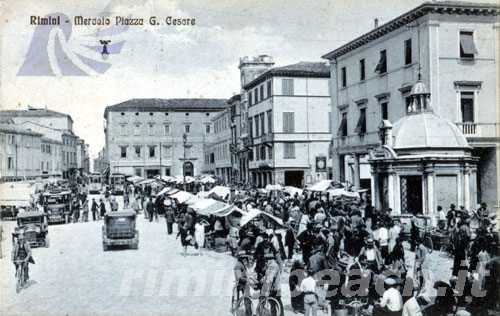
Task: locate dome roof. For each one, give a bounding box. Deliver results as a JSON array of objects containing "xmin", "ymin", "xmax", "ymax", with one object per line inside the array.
[
  {"xmin": 393, "ymin": 112, "xmax": 469, "ymax": 149},
  {"xmin": 410, "ymin": 80, "xmax": 429, "ymax": 95}
]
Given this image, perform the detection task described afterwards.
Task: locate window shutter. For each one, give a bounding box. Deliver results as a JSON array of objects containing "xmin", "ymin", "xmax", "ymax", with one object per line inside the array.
[
  {"xmin": 460, "ymin": 32, "xmax": 477, "ymax": 55},
  {"xmin": 337, "ymin": 114, "xmax": 347, "ymax": 136},
  {"xmin": 282, "ymin": 112, "xmax": 295, "ymax": 133},
  {"xmin": 375, "ymin": 51, "xmax": 387, "ymax": 73},
  {"xmin": 354, "ymin": 109, "xmax": 366, "ymax": 134}
]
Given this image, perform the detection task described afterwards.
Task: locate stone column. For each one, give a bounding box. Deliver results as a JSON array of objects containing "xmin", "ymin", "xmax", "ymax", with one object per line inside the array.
[
  {"xmin": 427, "ymin": 173, "xmax": 434, "ymax": 217},
  {"xmin": 353, "ymin": 154, "xmax": 361, "ymax": 190},
  {"xmin": 332, "ymin": 152, "xmax": 341, "ymax": 182},
  {"xmin": 370, "ymin": 165, "xmax": 378, "ymax": 208},
  {"xmin": 464, "ymin": 166, "xmax": 470, "ymax": 210},
  {"xmin": 387, "ymin": 171, "xmax": 395, "ymax": 210}
]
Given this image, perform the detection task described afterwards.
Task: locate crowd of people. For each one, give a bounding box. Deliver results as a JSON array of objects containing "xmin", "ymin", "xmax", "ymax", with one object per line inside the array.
[{"xmin": 8, "ymin": 177, "xmax": 499, "ymax": 315}]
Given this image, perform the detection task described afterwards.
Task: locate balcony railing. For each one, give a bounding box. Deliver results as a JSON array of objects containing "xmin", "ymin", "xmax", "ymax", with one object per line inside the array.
[{"xmin": 455, "ymin": 122, "xmax": 498, "ymax": 137}]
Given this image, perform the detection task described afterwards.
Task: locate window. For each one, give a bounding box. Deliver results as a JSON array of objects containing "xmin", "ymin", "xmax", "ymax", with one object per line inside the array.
[
  {"xmin": 134, "ymin": 168, "xmax": 142, "ymax": 177},
  {"xmin": 120, "ymin": 124, "xmax": 127, "ymax": 136},
  {"xmin": 267, "ymin": 110, "xmax": 273, "ymax": 134},
  {"xmin": 260, "ymin": 113, "xmax": 265, "ymax": 135},
  {"xmin": 148, "ymin": 145, "xmax": 156, "ymax": 158},
  {"xmin": 260, "ymin": 145, "xmax": 266, "ymax": 160},
  {"xmin": 341, "ymin": 67, "xmax": 347, "ymax": 87},
  {"xmin": 7, "ymin": 157, "xmax": 13, "ymax": 169},
  {"xmin": 338, "ymin": 112, "xmax": 348, "ymax": 137},
  {"xmin": 268, "ymin": 146, "xmax": 273, "ymax": 159},
  {"xmin": 148, "ymin": 123, "xmax": 155, "ymax": 136},
  {"xmin": 205, "ymin": 124, "xmax": 211, "ymax": 134},
  {"xmin": 134, "ymin": 124, "xmax": 141, "ymax": 136},
  {"xmin": 375, "ymin": 50, "xmax": 387, "ymax": 74},
  {"xmin": 404, "ymin": 39, "xmax": 412, "ymax": 65},
  {"xmin": 248, "ymin": 118, "xmax": 253, "ymax": 138},
  {"xmin": 254, "ymin": 88, "xmax": 259, "ymax": 104},
  {"xmin": 248, "ymin": 91, "xmax": 253, "ymax": 106},
  {"xmin": 282, "ymin": 79, "xmax": 294, "ymax": 95},
  {"xmin": 164, "ymin": 168, "xmax": 171, "ymax": 176},
  {"xmin": 283, "ymin": 143, "xmax": 295, "ymax": 159},
  {"xmin": 282, "ymin": 112, "xmax": 295, "ymax": 133},
  {"xmin": 260, "ymin": 85, "xmax": 264, "ymax": 101},
  {"xmin": 460, "ymin": 92, "xmax": 474, "ymax": 122},
  {"xmin": 359, "ymin": 59, "xmax": 365, "ymax": 81},
  {"xmin": 184, "ymin": 124, "xmax": 191, "ymax": 133},
  {"xmin": 134, "ymin": 145, "xmax": 141, "ymax": 158},
  {"xmin": 255, "ymin": 115, "xmax": 260, "ymax": 137},
  {"xmin": 459, "ymin": 31, "xmax": 477, "ymax": 59},
  {"xmin": 354, "ymin": 108, "xmax": 367, "ymax": 135},
  {"xmin": 267, "ymin": 80, "xmax": 272, "ymax": 98},
  {"xmin": 120, "ymin": 146, "xmax": 127, "ymax": 158},
  {"xmin": 381, "ymin": 102, "xmax": 389, "ymax": 120},
  {"xmin": 164, "ymin": 124, "xmax": 170, "ymax": 135}
]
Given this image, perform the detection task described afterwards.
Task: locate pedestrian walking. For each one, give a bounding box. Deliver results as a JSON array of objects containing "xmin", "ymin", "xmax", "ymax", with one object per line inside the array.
[
  {"xmin": 165, "ymin": 202, "xmax": 175, "ymax": 235},
  {"xmin": 194, "ymin": 219, "xmax": 205, "ymax": 255},
  {"xmin": 82, "ymin": 198, "xmax": 89, "ymax": 222},
  {"xmin": 91, "ymin": 198, "xmax": 98, "ymax": 221},
  {"xmin": 146, "ymin": 197, "xmax": 154, "ymax": 222},
  {"xmin": 300, "ymin": 268, "xmax": 318, "ymax": 316},
  {"xmin": 99, "ymin": 199, "xmax": 106, "ymax": 218}
]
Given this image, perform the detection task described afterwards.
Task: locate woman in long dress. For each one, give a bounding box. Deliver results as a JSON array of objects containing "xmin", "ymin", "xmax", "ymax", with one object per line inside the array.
[{"xmin": 194, "ymin": 220, "xmax": 205, "ymax": 256}]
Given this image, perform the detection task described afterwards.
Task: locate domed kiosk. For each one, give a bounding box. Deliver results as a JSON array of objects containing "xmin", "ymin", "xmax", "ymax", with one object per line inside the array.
[{"xmin": 369, "ymin": 80, "xmax": 478, "ymax": 220}]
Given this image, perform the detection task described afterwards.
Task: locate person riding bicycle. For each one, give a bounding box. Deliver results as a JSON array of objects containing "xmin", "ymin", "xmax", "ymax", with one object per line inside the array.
[
  {"xmin": 12, "ymin": 231, "xmax": 33, "ymax": 285},
  {"xmin": 233, "ymin": 250, "xmax": 253, "ymax": 316},
  {"xmin": 260, "ymin": 252, "xmax": 284, "ymax": 316}
]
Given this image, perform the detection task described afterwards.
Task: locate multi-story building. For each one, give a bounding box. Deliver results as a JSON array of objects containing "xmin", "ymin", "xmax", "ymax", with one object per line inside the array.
[
  {"xmin": 0, "ymin": 123, "xmax": 43, "ymax": 181},
  {"xmin": 204, "ymin": 105, "xmax": 233, "ymax": 183},
  {"xmin": 40, "ymin": 137, "xmax": 63, "ymax": 177},
  {"xmin": 0, "ymin": 107, "xmax": 81, "ymax": 179},
  {"xmin": 93, "ymin": 148, "xmax": 108, "ymax": 174},
  {"xmin": 104, "ymin": 98, "xmax": 227, "ymax": 178},
  {"xmin": 76, "ymin": 138, "xmax": 90, "ymax": 175},
  {"xmin": 323, "ymin": 1, "xmax": 500, "ymax": 211},
  {"xmin": 244, "ymin": 61, "xmax": 332, "ymax": 187},
  {"xmin": 237, "ymin": 56, "xmax": 276, "ymax": 184}
]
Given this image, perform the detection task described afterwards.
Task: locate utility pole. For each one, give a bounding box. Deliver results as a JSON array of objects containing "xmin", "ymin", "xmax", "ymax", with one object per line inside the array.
[{"xmin": 183, "ymin": 133, "xmax": 187, "ymax": 191}]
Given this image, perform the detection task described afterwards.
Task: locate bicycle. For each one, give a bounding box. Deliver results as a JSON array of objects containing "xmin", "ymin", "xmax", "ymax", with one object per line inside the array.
[
  {"xmin": 231, "ymin": 284, "xmax": 282, "ymax": 316},
  {"xmin": 14, "ymin": 260, "xmax": 27, "ymax": 293}
]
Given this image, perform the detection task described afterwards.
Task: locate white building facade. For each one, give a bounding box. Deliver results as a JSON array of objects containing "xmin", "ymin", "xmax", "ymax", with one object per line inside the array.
[
  {"xmin": 244, "ymin": 61, "xmax": 332, "ymax": 187},
  {"xmin": 323, "ymin": 1, "xmax": 500, "ymax": 213}
]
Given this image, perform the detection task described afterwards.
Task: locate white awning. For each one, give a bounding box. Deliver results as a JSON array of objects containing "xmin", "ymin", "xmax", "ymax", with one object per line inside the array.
[
  {"xmin": 265, "ymin": 184, "xmax": 283, "ymax": 191},
  {"xmin": 208, "ymin": 186, "xmax": 231, "ymax": 198},
  {"xmin": 169, "ymin": 191, "xmax": 195, "ymax": 204},
  {"xmin": 307, "ymin": 180, "xmax": 334, "ymax": 192},
  {"xmin": 239, "ymin": 208, "xmax": 283, "ymax": 227}
]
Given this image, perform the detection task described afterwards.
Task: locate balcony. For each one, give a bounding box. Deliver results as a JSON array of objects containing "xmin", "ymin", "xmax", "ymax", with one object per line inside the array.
[
  {"xmin": 455, "ymin": 122, "xmax": 498, "ymax": 138},
  {"xmin": 261, "ymin": 134, "xmax": 273, "ymax": 144},
  {"xmin": 334, "ymin": 131, "xmax": 380, "ymax": 154}
]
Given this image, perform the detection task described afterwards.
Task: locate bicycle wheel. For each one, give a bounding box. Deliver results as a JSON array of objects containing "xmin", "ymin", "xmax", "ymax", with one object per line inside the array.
[
  {"xmin": 256, "ymin": 297, "xmax": 281, "ymax": 316},
  {"xmin": 15, "ymin": 266, "xmax": 23, "ymax": 293},
  {"xmin": 424, "ymin": 236, "xmax": 433, "ymax": 253},
  {"xmin": 233, "ymin": 297, "xmax": 253, "ymax": 316}
]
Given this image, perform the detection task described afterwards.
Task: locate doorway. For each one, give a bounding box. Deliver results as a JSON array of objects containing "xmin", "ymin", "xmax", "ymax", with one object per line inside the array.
[
  {"xmin": 284, "ymin": 170, "xmax": 304, "ymax": 187},
  {"xmin": 183, "ymin": 162, "xmax": 194, "ymax": 177},
  {"xmin": 146, "ymin": 169, "xmax": 160, "ymax": 179},
  {"xmin": 401, "ymin": 176, "xmax": 423, "ymax": 214}
]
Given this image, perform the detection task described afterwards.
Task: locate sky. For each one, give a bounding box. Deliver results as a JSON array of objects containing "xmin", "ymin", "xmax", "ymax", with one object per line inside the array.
[{"xmin": 0, "ymin": 0, "xmax": 495, "ymax": 160}]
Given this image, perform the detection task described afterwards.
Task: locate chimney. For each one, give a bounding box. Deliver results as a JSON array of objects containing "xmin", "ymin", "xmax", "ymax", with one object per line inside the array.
[{"xmin": 374, "ymin": 18, "xmax": 379, "ymax": 28}]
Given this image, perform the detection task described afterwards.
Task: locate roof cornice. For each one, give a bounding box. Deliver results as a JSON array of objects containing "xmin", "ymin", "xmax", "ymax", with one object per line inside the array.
[{"xmin": 322, "ymin": 1, "xmax": 500, "ymax": 60}]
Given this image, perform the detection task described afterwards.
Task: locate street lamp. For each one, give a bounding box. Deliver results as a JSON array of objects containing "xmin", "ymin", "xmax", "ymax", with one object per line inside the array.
[{"xmin": 182, "ymin": 133, "xmax": 187, "ymax": 190}]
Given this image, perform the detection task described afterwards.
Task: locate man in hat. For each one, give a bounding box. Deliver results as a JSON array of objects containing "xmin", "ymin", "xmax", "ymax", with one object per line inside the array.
[
  {"xmin": 164, "ymin": 200, "xmax": 175, "ymax": 235},
  {"xmin": 374, "ymin": 277, "xmax": 403, "ymax": 316},
  {"xmin": 358, "ymin": 238, "xmax": 382, "ymax": 273},
  {"xmin": 12, "ymin": 231, "xmax": 33, "ymax": 285},
  {"xmin": 285, "ymin": 219, "xmax": 296, "ymax": 260}
]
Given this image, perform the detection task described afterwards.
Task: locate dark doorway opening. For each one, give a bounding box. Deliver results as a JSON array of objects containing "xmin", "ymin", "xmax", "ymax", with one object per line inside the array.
[
  {"xmin": 401, "ymin": 175, "xmax": 423, "ymax": 214},
  {"xmin": 146, "ymin": 169, "xmax": 160, "ymax": 179},
  {"xmin": 183, "ymin": 162, "xmax": 194, "ymax": 177},
  {"xmin": 284, "ymin": 170, "xmax": 304, "ymax": 187}
]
